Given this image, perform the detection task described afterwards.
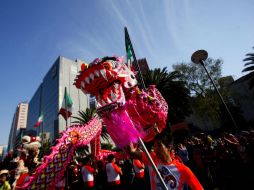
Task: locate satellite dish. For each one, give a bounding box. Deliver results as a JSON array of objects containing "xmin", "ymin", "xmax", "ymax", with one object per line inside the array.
[{"xmin": 191, "ymin": 50, "xmax": 208, "ymax": 64}]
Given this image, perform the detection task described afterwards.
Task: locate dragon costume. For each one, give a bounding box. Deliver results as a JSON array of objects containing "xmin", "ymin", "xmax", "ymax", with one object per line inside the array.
[{"xmin": 16, "ymin": 56, "xmax": 168, "ymax": 189}]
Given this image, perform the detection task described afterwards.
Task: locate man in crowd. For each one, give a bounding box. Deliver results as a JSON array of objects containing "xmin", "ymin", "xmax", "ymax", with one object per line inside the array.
[
  {"xmin": 81, "ymin": 156, "xmax": 96, "ymax": 190},
  {"xmin": 133, "ymin": 158, "xmax": 145, "ymax": 190},
  {"xmin": 106, "ymin": 154, "xmax": 122, "ymax": 190}
]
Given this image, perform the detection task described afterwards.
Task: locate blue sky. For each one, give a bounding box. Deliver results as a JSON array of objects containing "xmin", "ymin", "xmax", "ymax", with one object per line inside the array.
[{"xmin": 0, "ymin": 0, "xmax": 253, "ymax": 145}]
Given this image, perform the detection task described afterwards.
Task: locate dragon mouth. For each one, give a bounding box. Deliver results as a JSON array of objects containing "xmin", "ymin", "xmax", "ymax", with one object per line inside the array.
[
  {"xmin": 76, "ymin": 66, "xmax": 125, "ymax": 112},
  {"xmin": 96, "ymin": 81, "xmax": 125, "ymax": 112},
  {"xmin": 74, "ymin": 57, "xmax": 136, "ymax": 114}
]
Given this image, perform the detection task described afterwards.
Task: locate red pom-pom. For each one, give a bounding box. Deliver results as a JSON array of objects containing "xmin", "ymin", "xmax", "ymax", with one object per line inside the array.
[{"xmin": 31, "ymin": 136, "xmax": 36, "ymax": 142}]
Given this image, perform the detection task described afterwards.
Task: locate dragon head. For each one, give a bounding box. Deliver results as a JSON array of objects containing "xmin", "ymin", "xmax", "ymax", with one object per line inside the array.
[
  {"xmin": 74, "ymin": 56, "xmax": 137, "ymax": 114},
  {"xmin": 21, "ymin": 135, "xmax": 41, "ymax": 150}
]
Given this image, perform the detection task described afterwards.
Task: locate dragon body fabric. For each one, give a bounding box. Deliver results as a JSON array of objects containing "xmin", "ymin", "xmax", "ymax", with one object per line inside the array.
[
  {"xmin": 16, "ymin": 118, "xmax": 102, "ymax": 190},
  {"xmin": 74, "ymin": 56, "xmax": 168, "ymax": 146}
]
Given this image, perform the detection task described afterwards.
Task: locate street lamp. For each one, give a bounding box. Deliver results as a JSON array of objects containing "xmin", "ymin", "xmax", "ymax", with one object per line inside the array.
[{"xmin": 191, "ymin": 50, "xmax": 238, "ymax": 129}]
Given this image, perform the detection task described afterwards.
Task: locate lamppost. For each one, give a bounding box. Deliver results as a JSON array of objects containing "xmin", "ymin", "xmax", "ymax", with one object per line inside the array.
[{"xmin": 191, "ymin": 50, "xmax": 238, "ymax": 129}]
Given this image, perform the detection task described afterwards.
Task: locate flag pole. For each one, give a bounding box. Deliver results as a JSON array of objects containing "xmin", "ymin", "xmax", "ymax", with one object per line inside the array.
[
  {"xmin": 94, "ymin": 138, "xmax": 96, "ymax": 160},
  {"xmin": 39, "ymin": 85, "xmax": 43, "ymax": 141},
  {"xmin": 41, "ymin": 118, "xmax": 44, "ymax": 144},
  {"xmin": 124, "ymin": 27, "xmax": 146, "ymax": 89},
  {"xmin": 124, "ymin": 27, "xmax": 168, "ymax": 190},
  {"xmin": 65, "ymin": 87, "xmax": 68, "ymax": 130}
]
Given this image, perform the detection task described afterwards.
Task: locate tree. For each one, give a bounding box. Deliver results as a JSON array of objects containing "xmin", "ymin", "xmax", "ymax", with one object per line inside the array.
[
  {"xmin": 101, "ymin": 143, "xmax": 114, "ymax": 150},
  {"xmin": 218, "ymin": 99, "xmax": 247, "ymax": 131},
  {"xmin": 39, "ymin": 139, "xmax": 51, "ymax": 159},
  {"xmin": 143, "ymin": 67, "xmax": 191, "ymax": 124},
  {"xmin": 72, "ymin": 108, "xmax": 96, "ymax": 124},
  {"xmin": 173, "ymin": 58, "xmax": 245, "ymax": 130},
  {"xmin": 242, "ymin": 46, "xmax": 254, "ymax": 90},
  {"xmin": 173, "ymin": 58, "xmax": 223, "ymax": 97},
  {"xmin": 172, "ymin": 58, "xmax": 223, "ymax": 121},
  {"xmin": 75, "ymin": 145, "xmax": 90, "ymax": 159},
  {"xmin": 72, "ymin": 108, "xmax": 110, "ymax": 142}
]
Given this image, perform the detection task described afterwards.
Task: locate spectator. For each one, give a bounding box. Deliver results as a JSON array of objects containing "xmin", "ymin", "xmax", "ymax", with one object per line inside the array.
[
  {"xmin": 132, "ymin": 159, "xmax": 145, "ymax": 190},
  {"xmin": 176, "ymin": 143, "xmax": 190, "ymax": 166},
  {"xmin": 65, "ymin": 160, "xmax": 80, "ymax": 189},
  {"xmin": 106, "ymin": 154, "xmax": 122, "ymax": 190},
  {"xmin": 0, "ymin": 170, "xmax": 11, "ymax": 190},
  {"xmin": 122, "ymin": 158, "xmax": 134, "ymax": 190},
  {"xmin": 95, "ymin": 160, "xmax": 107, "ymax": 190},
  {"xmin": 81, "ymin": 156, "xmax": 96, "ymax": 190}
]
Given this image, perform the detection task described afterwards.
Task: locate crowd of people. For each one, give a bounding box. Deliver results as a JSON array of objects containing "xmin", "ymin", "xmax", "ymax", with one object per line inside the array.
[
  {"xmin": 0, "ymin": 129, "xmax": 253, "ymax": 190},
  {"xmin": 180, "ymin": 130, "xmax": 254, "ymax": 190}
]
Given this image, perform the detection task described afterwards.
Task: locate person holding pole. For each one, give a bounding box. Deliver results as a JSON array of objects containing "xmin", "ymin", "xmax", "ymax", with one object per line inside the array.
[{"xmin": 128, "ymin": 135, "xmax": 203, "ymax": 190}]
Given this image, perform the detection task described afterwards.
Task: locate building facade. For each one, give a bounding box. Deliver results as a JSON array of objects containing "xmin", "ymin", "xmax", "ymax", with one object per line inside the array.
[
  {"xmin": 0, "ymin": 145, "xmax": 7, "ymax": 161},
  {"xmin": 186, "ymin": 74, "xmax": 254, "ymax": 132},
  {"xmin": 7, "ymin": 102, "xmax": 29, "ymax": 151},
  {"xmin": 137, "ymin": 58, "xmax": 149, "ymax": 75},
  {"xmin": 228, "ymin": 74, "xmax": 254, "ymax": 124},
  {"xmin": 26, "ymin": 57, "xmax": 90, "ymax": 141}
]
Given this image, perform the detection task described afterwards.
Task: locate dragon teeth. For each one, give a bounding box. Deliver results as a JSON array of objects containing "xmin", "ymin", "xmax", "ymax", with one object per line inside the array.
[
  {"xmin": 90, "ymin": 73, "xmax": 94, "ymax": 80},
  {"xmin": 114, "ymin": 83, "xmax": 119, "ymax": 89},
  {"xmin": 96, "ymin": 102, "xmax": 102, "ymax": 108},
  {"xmin": 85, "ymin": 77, "xmax": 90, "ymax": 84},
  {"xmin": 120, "ymin": 86, "xmax": 124, "ymax": 93},
  {"xmin": 81, "ymin": 81, "xmax": 85, "ymax": 88},
  {"xmin": 111, "ymin": 91, "xmax": 117, "ymax": 101},
  {"xmin": 115, "ymin": 85, "xmax": 119, "ymax": 93},
  {"xmin": 94, "ymin": 70, "xmax": 100, "ymax": 77},
  {"xmin": 100, "ymin": 69, "xmax": 107, "ymax": 80},
  {"xmin": 118, "ymin": 74, "xmax": 128, "ymax": 78},
  {"xmin": 101, "ymin": 100, "xmax": 106, "ymax": 106},
  {"xmin": 107, "ymin": 97, "xmax": 112, "ymax": 103}
]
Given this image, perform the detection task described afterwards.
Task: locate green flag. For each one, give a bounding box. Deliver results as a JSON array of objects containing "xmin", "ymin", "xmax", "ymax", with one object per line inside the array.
[
  {"xmin": 126, "ymin": 44, "xmax": 133, "ymax": 60},
  {"xmin": 59, "ymin": 87, "xmax": 73, "ymax": 120},
  {"xmin": 125, "ymin": 28, "xmax": 133, "ymax": 63},
  {"xmin": 34, "ymin": 113, "xmax": 43, "ymax": 128}
]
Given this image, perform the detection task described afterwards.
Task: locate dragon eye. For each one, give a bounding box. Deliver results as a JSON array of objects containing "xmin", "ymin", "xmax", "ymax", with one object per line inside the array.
[{"xmin": 102, "ymin": 61, "xmax": 112, "ymax": 70}]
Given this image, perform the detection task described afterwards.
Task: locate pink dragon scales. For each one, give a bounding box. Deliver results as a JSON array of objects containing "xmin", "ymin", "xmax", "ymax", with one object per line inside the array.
[
  {"xmin": 74, "ymin": 56, "xmax": 168, "ymax": 146},
  {"xmin": 15, "ymin": 118, "xmax": 102, "ymax": 190}
]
